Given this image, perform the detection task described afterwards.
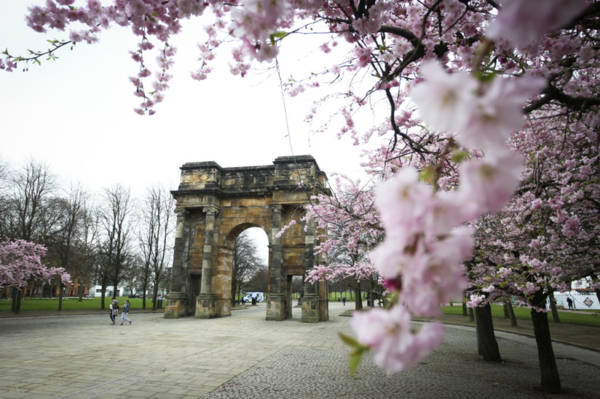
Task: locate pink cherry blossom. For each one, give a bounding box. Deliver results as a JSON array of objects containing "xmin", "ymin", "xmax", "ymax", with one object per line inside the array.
[
  {"xmin": 351, "ymin": 305, "xmax": 444, "ymax": 374},
  {"xmin": 458, "ymin": 76, "xmax": 545, "ymax": 155},
  {"xmin": 409, "ymin": 61, "xmax": 477, "ymax": 134},
  {"xmin": 487, "ymin": 0, "xmax": 588, "ymax": 49},
  {"xmin": 0, "ymin": 240, "xmax": 71, "ymax": 290}
]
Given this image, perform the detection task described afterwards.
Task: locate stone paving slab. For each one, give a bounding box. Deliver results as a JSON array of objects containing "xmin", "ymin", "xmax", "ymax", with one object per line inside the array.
[{"xmin": 1, "ymin": 303, "xmax": 599, "ymax": 399}]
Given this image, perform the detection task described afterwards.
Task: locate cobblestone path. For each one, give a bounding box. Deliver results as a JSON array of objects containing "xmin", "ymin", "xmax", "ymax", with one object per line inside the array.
[{"xmin": 1, "ymin": 303, "xmax": 599, "ymax": 399}]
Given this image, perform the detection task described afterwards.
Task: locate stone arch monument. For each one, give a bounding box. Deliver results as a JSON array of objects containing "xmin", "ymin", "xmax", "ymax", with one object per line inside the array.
[{"xmin": 164, "ymin": 155, "xmax": 329, "ymax": 322}]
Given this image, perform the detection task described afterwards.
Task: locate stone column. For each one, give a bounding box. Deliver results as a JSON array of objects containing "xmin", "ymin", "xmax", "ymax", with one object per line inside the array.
[
  {"xmin": 165, "ymin": 210, "xmax": 188, "ymax": 318},
  {"xmin": 266, "ymin": 204, "xmax": 286, "ymax": 320},
  {"xmin": 196, "ymin": 206, "xmax": 218, "ymax": 318},
  {"xmin": 302, "ymin": 221, "xmax": 321, "ymax": 323}
]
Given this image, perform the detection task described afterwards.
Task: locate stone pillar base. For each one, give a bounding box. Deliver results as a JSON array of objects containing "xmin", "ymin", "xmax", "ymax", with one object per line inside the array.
[
  {"xmin": 301, "ymin": 294, "xmax": 320, "ymax": 323},
  {"xmin": 266, "ymin": 294, "xmax": 287, "ymax": 321},
  {"xmin": 215, "ymin": 298, "xmax": 232, "ymax": 317},
  {"xmin": 195, "ymin": 293, "xmax": 218, "ymax": 318},
  {"xmin": 164, "ymin": 292, "xmax": 187, "ymax": 318}
]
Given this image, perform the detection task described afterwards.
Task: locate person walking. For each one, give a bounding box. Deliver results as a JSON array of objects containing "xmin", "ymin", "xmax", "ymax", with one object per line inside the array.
[
  {"xmin": 109, "ymin": 301, "xmax": 115, "ymax": 324},
  {"xmin": 111, "ymin": 299, "xmax": 119, "ymax": 326},
  {"xmin": 567, "ymin": 297, "xmax": 574, "ymax": 310},
  {"xmin": 120, "ymin": 299, "xmax": 132, "ymax": 325}
]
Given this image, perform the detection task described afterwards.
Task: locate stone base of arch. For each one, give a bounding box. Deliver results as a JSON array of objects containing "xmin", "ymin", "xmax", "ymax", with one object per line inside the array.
[
  {"xmin": 301, "ymin": 294, "xmax": 320, "ymax": 323},
  {"xmin": 266, "ymin": 294, "xmax": 287, "ymax": 321},
  {"xmin": 195, "ymin": 293, "xmax": 218, "ymax": 318},
  {"xmin": 164, "ymin": 292, "xmax": 187, "ymax": 318}
]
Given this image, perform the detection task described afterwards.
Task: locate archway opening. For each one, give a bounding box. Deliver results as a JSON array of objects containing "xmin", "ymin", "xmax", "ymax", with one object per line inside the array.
[
  {"xmin": 289, "ymin": 275, "xmax": 304, "ymax": 319},
  {"xmin": 231, "ymin": 227, "xmax": 269, "ymax": 311}
]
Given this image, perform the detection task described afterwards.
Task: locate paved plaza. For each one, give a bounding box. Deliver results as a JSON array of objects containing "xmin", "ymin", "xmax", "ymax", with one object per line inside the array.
[{"xmin": 1, "ymin": 302, "xmax": 599, "ymax": 399}]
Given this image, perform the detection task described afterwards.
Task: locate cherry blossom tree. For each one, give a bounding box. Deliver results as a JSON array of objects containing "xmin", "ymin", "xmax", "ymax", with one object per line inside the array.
[
  {"xmin": 466, "ymin": 106, "xmax": 600, "ymax": 388},
  {"xmin": 303, "ymin": 175, "xmax": 382, "ymax": 310},
  {"xmin": 3, "ymin": 0, "xmax": 600, "ymax": 394},
  {"xmin": 0, "ymin": 239, "xmax": 71, "ymax": 313}
]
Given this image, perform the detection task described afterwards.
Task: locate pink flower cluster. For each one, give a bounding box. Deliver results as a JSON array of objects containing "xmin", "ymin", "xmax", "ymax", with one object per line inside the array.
[
  {"xmin": 487, "ymin": 0, "xmax": 587, "ymax": 49},
  {"xmin": 370, "ymin": 168, "xmax": 472, "ymax": 316},
  {"xmin": 410, "ymin": 61, "xmax": 545, "ymax": 158},
  {"xmin": 0, "ymin": 240, "xmax": 71, "ymax": 289},
  {"xmin": 351, "ymin": 305, "xmax": 444, "ymax": 373},
  {"xmin": 351, "ymin": 57, "xmax": 544, "ymax": 372}
]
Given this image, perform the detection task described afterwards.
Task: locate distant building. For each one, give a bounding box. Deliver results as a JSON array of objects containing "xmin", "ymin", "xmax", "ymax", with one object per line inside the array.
[{"xmin": 549, "ymin": 277, "xmax": 599, "ymax": 310}]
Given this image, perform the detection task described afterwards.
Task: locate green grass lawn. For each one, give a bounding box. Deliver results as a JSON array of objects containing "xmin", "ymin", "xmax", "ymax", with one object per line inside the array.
[
  {"xmin": 442, "ymin": 304, "xmax": 600, "ymax": 327},
  {"xmin": 0, "ymin": 296, "xmax": 162, "ymax": 312}
]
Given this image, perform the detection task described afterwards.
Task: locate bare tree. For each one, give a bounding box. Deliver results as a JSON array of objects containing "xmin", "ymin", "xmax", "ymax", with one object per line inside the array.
[
  {"xmin": 138, "ymin": 186, "xmax": 174, "ymax": 310},
  {"xmin": 46, "ymin": 185, "xmax": 87, "ymax": 310},
  {"xmin": 98, "ymin": 185, "xmax": 132, "ymax": 307},
  {"xmin": 232, "ymin": 231, "xmax": 264, "ymax": 304},
  {"xmin": 10, "ymin": 161, "xmax": 55, "ymax": 242},
  {"xmin": 243, "ymin": 267, "xmax": 268, "ymax": 293},
  {"xmin": 77, "ymin": 204, "xmax": 100, "ymax": 301},
  {"xmin": 138, "ymin": 215, "xmax": 154, "ymax": 309},
  {"xmin": 121, "ymin": 253, "xmax": 143, "ymax": 298},
  {"xmin": 0, "ymin": 161, "xmax": 11, "ymax": 238}
]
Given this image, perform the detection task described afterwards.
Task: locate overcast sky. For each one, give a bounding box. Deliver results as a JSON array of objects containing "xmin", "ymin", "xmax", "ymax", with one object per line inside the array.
[
  {"xmin": 1, "ymin": 3, "xmax": 373, "ymax": 193},
  {"xmin": 1, "ymin": 2, "xmax": 381, "ymax": 263}
]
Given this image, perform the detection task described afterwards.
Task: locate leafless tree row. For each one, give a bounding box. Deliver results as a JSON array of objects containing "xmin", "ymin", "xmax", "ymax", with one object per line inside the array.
[{"xmin": 0, "ymin": 160, "xmax": 174, "ymax": 310}]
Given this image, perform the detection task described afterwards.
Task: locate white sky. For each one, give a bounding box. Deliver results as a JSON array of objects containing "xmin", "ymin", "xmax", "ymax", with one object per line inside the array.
[{"xmin": 0, "ymin": 2, "xmax": 381, "ymax": 263}]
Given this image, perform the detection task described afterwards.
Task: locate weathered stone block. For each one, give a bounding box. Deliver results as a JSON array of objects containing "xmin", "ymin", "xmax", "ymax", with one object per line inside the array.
[
  {"xmin": 164, "ymin": 292, "xmax": 187, "ymax": 318},
  {"xmin": 215, "ymin": 298, "xmax": 232, "ymax": 317},
  {"xmin": 301, "ymin": 294, "xmax": 320, "ymax": 323},
  {"xmin": 266, "ymin": 294, "xmax": 287, "ymax": 321},
  {"xmin": 195, "ymin": 293, "xmax": 218, "ymax": 318}
]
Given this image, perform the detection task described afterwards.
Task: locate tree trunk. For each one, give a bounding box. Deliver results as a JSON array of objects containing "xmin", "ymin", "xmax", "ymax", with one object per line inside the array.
[
  {"xmin": 354, "ymin": 285, "xmax": 363, "ymax": 310},
  {"xmin": 503, "ymin": 301, "xmax": 510, "ymax": 318},
  {"xmin": 589, "ymin": 275, "xmax": 600, "ymax": 304},
  {"xmin": 231, "ymin": 279, "xmax": 237, "ymax": 306},
  {"xmin": 531, "ymin": 293, "xmax": 561, "ymax": 393},
  {"xmin": 152, "ymin": 285, "xmax": 159, "ymax": 311},
  {"xmin": 475, "ymin": 303, "xmax": 501, "ymax": 361},
  {"xmin": 58, "ymin": 281, "xmax": 64, "ymax": 311},
  {"xmin": 77, "ymin": 283, "xmax": 84, "ymax": 302},
  {"xmin": 462, "ymin": 298, "xmax": 467, "ymax": 316},
  {"xmin": 506, "ymin": 300, "xmax": 518, "ymax": 327},
  {"xmin": 468, "ymin": 307, "xmax": 474, "ymax": 322},
  {"xmin": 549, "ymin": 291, "xmax": 560, "ymax": 323},
  {"xmin": 100, "ymin": 285, "xmax": 106, "ymax": 310},
  {"xmin": 11, "ymin": 288, "xmax": 22, "ymax": 314}
]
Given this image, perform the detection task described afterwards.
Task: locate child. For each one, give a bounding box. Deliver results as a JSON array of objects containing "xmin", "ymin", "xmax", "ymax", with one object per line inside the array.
[{"xmin": 120, "ymin": 299, "xmax": 132, "ymax": 325}]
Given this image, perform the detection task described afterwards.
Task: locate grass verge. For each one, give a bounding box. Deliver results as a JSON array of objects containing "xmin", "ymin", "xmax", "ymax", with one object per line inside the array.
[
  {"xmin": 0, "ymin": 296, "xmax": 162, "ymax": 312},
  {"xmin": 442, "ymin": 304, "xmax": 600, "ymax": 327}
]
